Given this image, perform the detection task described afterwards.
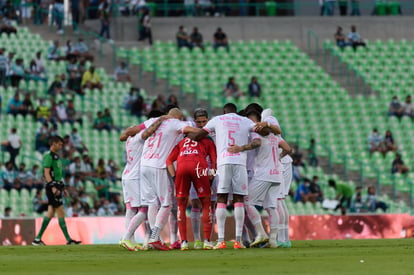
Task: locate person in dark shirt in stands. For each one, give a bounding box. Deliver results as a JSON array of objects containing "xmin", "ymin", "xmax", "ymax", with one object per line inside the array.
[
  {"xmin": 213, "ymin": 27, "xmax": 229, "ymax": 52},
  {"xmin": 309, "ymin": 176, "xmax": 324, "ymax": 203},
  {"xmin": 190, "ymin": 27, "xmax": 204, "ymax": 51},
  {"xmin": 248, "ymin": 76, "xmax": 261, "ymax": 98}
]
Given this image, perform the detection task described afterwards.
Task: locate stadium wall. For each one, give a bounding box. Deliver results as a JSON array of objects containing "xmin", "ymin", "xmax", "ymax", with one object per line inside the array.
[
  {"xmin": 88, "ymin": 17, "xmax": 414, "ymax": 48},
  {"xmin": 1, "ymin": 214, "xmax": 414, "ymax": 246}
]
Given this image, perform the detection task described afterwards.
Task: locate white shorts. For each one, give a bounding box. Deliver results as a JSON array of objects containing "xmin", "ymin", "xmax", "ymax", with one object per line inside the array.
[
  {"xmin": 189, "ymin": 176, "xmax": 218, "ymax": 201},
  {"xmin": 140, "ymin": 166, "xmax": 173, "ymax": 207},
  {"xmin": 122, "ymin": 178, "xmax": 141, "ymax": 207},
  {"xmin": 217, "ymin": 164, "xmax": 248, "ymax": 196},
  {"xmin": 282, "ymin": 163, "xmax": 293, "ymax": 197},
  {"xmin": 247, "ymin": 178, "xmax": 282, "ymax": 208}
]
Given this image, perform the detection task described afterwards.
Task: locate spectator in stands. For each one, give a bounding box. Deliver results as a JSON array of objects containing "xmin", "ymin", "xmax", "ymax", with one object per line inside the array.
[
  {"xmin": 35, "ymin": 98, "xmax": 52, "ymax": 123},
  {"xmin": 176, "ymin": 25, "xmax": 192, "ymax": 49},
  {"xmin": 151, "ymin": 94, "xmax": 167, "ymax": 112},
  {"xmin": 402, "ymin": 95, "xmax": 414, "ymax": 119},
  {"xmin": 33, "ymin": 189, "xmax": 49, "ymax": 214},
  {"xmin": 122, "ymin": 87, "xmax": 138, "ymax": 110},
  {"xmin": 3, "ymin": 207, "xmax": 12, "ymax": 217},
  {"xmin": 35, "ymin": 122, "xmax": 51, "ymax": 154},
  {"xmin": 391, "ymin": 153, "xmax": 409, "ymax": 174},
  {"xmin": 47, "ymin": 40, "xmax": 64, "ymax": 61},
  {"xmin": 167, "ymin": 94, "xmax": 179, "ymax": 108},
  {"xmin": 47, "ymin": 74, "xmax": 64, "ymax": 97},
  {"xmin": 66, "ymin": 199, "xmax": 80, "ymax": 217},
  {"xmin": 224, "ymin": 77, "xmax": 243, "ymax": 99},
  {"xmin": 350, "ymin": 0, "xmax": 361, "ymax": 16},
  {"xmin": 309, "ymin": 176, "xmax": 324, "ymax": 203},
  {"xmin": 98, "ymin": 0, "xmax": 112, "ymax": 42},
  {"xmin": 366, "ymin": 186, "xmax": 388, "ymax": 212},
  {"xmin": 368, "ymin": 128, "xmax": 383, "ymax": 153},
  {"xmin": 292, "ymin": 157, "xmax": 304, "ymax": 183},
  {"xmin": 62, "ymin": 135, "xmax": 76, "ymax": 159},
  {"xmin": 324, "ymin": 0, "xmax": 336, "ymax": 16},
  {"xmin": 0, "ymin": 13, "xmax": 17, "ymax": 36},
  {"xmin": 55, "ymin": 100, "xmax": 69, "ymax": 123},
  {"xmin": 21, "ymin": 92, "xmax": 35, "ymax": 117},
  {"xmin": 103, "ymin": 108, "xmax": 118, "ymax": 131},
  {"xmin": 93, "ymin": 111, "xmax": 110, "ymax": 131},
  {"xmin": 294, "ymin": 178, "xmax": 311, "ymax": 203},
  {"xmin": 130, "ymin": 93, "xmax": 145, "ymax": 117},
  {"xmin": 34, "ymin": 51, "xmax": 46, "ymax": 75},
  {"xmin": 64, "ymin": 40, "xmax": 77, "ymax": 60},
  {"xmin": 54, "ymin": 0, "xmax": 65, "ymax": 35},
  {"xmin": 248, "ymin": 76, "xmax": 261, "ymax": 98},
  {"xmin": 7, "ymin": 93, "xmax": 24, "ymax": 116},
  {"xmin": 71, "ymin": 0, "xmax": 80, "ymax": 33},
  {"xmin": 319, "ymin": 0, "xmax": 325, "ymax": 16},
  {"xmin": 27, "ymin": 164, "xmax": 43, "ymax": 190},
  {"xmin": 329, "ymin": 179, "xmax": 353, "ymax": 215},
  {"xmin": 348, "ymin": 25, "xmax": 366, "ymax": 50},
  {"xmin": 0, "ymin": 161, "xmax": 17, "ymax": 191},
  {"xmin": 67, "ymin": 57, "xmax": 83, "ymax": 95},
  {"xmin": 388, "ymin": 95, "xmax": 404, "ymax": 118},
  {"xmin": 74, "ymin": 38, "xmax": 94, "ymax": 62},
  {"xmin": 69, "ymin": 156, "xmax": 84, "ymax": 180},
  {"xmin": 66, "ymin": 99, "xmax": 82, "ymax": 124},
  {"xmin": 138, "ymin": 7, "xmax": 152, "ymax": 45},
  {"xmin": 338, "ymin": 0, "xmax": 348, "ymax": 16},
  {"xmin": 10, "ymin": 58, "xmax": 26, "ymax": 87},
  {"xmin": 114, "ymin": 62, "xmax": 131, "ymax": 82},
  {"xmin": 95, "ymin": 172, "xmax": 110, "ymax": 199},
  {"xmin": 82, "ymin": 66, "xmax": 103, "ymax": 90},
  {"xmin": 334, "ymin": 26, "xmax": 349, "ymax": 49},
  {"xmin": 308, "ymin": 138, "xmax": 318, "ymax": 167},
  {"xmin": 81, "ymin": 154, "xmax": 95, "ymax": 178},
  {"xmin": 213, "ymin": 27, "xmax": 229, "ymax": 52},
  {"xmin": 190, "ymin": 27, "xmax": 204, "ymax": 51},
  {"xmin": 1, "ymin": 128, "xmax": 21, "ymax": 169},
  {"xmin": 70, "ymin": 128, "xmax": 88, "ymax": 154},
  {"xmin": 350, "ymin": 186, "xmax": 366, "ymax": 213},
  {"xmin": 382, "ymin": 130, "xmax": 397, "ymax": 154},
  {"xmin": 29, "ymin": 59, "xmax": 47, "ymax": 82},
  {"xmin": 16, "ymin": 163, "xmax": 31, "ymax": 190},
  {"xmin": 106, "ymin": 159, "xmax": 119, "ymax": 183},
  {"xmin": 0, "ymin": 48, "xmax": 7, "ymax": 86},
  {"xmin": 97, "ymin": 199, "xmax": 114, "ymax": 216}
]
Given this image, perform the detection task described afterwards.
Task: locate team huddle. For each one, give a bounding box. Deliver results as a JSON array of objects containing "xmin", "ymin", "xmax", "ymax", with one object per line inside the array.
[{"xmin": 119, "ymin": 102, "xmax": 292, "ymax": 251}]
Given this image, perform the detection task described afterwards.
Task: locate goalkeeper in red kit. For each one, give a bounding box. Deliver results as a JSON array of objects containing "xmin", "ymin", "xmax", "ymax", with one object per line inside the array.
[{"xmin": 166, "ymin": 109, "xmax": 217, "ymax": 250}]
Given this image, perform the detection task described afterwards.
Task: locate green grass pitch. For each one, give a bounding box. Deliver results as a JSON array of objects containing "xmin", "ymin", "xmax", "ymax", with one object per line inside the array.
[{"xmin": 1, "ymin": 239, "xmax": 414, "ymax": 274}]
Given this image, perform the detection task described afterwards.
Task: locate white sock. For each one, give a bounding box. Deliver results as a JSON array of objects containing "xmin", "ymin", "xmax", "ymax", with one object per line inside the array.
[
  {"xmin": 191, "ymin": 208, "xmax": 201, "ymax": 241},
  {"xmin": 281, "ymin": 200, "xmax": 290, "ymax": 242},
  {"xmin": 122, "ymin": 209, "xmax": 147, "ymax": 241},
  {"xmin": 125, "ymin": 205, "xmax": 138, "ymax": 230},
  {"xmin": 169, "ymin": 208, "xmax": 178, "ymax": 244},
  {"xmin": 144, "ymin": 220, "xmax": 151, "ymax": 245},
  {"xmin": 244, "ymin": 211, "xmax": 257, "ymax": 240},
  {"xmin": 151, "ymin": 206, "xmax": 171, "ymax": 241},
  {"xmin": 266, "ymin": 207, "xmax": 278, "ymax": 243},
  {"xmin": 276, "ymin": 201, "xmax": 286, "ymax": 242},
  {"xmin": 234, "ymin": 202, "xmax": 245, "ymax": 243},
  {"xmin": 246, "ymin": 204, "xmax": 267, "ymax": 238},
  {"xmin": 148, "ymin": 205, "xmax": 159, "ymax": 229},
  {"xmin": 215, "ymin": 203, "xmax": 227, "ymax": 242}
]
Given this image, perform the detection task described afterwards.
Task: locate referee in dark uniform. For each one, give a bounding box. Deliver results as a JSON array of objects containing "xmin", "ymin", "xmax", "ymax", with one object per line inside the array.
[{"xmin": 32, "ymin": 136, "xmax": 81, "ymax": 246}]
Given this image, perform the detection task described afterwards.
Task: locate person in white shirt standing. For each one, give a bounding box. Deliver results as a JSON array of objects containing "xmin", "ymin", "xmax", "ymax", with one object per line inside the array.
[
  {"xmin": 1, "ymin": 128, "xmax": 22, "ymax": 169},
  {"xmin": 118, "ymin": 114, "xmax": 168, "ymax": 251},
  {"xmin": 140, "ymin": 108, "xmax": 192, "ymax": 250}
]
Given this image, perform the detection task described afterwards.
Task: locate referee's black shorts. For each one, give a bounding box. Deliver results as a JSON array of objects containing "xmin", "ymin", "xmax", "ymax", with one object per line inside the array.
[{"xmin": 45, "ymin": 183, "xmax": 64, "ymax": 208}]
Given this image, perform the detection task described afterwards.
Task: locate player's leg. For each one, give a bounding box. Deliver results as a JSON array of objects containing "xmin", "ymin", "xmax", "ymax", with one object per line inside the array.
[
  {"xmin": 121, "ymin": 206, "xmax": 148, "ymax": 250},
  {"xmin": 214, "ymin": 165, "xmax": 231, "ymax": 249},
  {"xmin": 56, "ymin": 205, "xmax": 81, "ymax": 245},
  {"xmin": 190, "ymin": 184, "xmax": 202, "ymax": 248},
  {"xmin": 33, "ymin": 204, "xmax": 55, "ymax": 245},
  {"xmin": 177, "ymin": 196, "xmax": 189, "ymax": 250},
  {"xmin": 276, "ymin": 199, "xmax": 286, "ymax": 245},
  {"xmin": 232, "ymin": 165, "xmax": 249, "ymax": 249},
  {"xmin": 265, "ymin": 184, "xmax": 282, "ymax": 248},
  {"xmin": 169, "ymin": 195, "xmax": 180, "ymax": 249},
  {"xmin": 281, "ymin": 199, "xmax": 291, "ymax": 247},
  {"xmin": 125, "ymin": 204, "xmax": 138, "ymax": 230}
]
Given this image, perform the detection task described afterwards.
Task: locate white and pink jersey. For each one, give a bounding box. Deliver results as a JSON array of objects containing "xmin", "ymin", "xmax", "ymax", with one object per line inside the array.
[
  {"xmin": 279, "ymin": 137, "xmax": 293, "ymax": 165},
  {"xmin": 253, "ymin": 133, "xmax": 283, "ymax": 183},
  {"xmin": 203, "ymin": 113, "xmax": 256, "ymax": 167},
  {"xmin": 121, "ymin": 119, "xmax": 156, "ymax": 179},
  {"xmin": 141, "ymin": 118, "xmax": 189, "ymax": 168}
]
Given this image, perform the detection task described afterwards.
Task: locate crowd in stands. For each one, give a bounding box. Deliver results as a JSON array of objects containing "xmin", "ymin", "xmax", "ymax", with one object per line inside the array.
[
  {"xmin": 176, "ymin": 26, "xmax": 230, "ymax": 52},
  {"xmin": 223, "ymin": 76, "xmax": 262, "ymax": 99},
  {"xmin": 388, "ymin": 95, "xmax": 414, "ymax": 119},
  {"xmin": 334, "ymin": 25, "xmax": 366, "ymax": 50}
]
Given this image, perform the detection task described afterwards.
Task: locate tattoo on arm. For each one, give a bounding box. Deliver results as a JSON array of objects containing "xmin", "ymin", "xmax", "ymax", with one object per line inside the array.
[
  {"xmin": 241, "ymin": 139, "xmax": 261, "ymax": 151},
  {"xmin": 141, "ymin": 117, "xmax": 164, "ymax": 140}
]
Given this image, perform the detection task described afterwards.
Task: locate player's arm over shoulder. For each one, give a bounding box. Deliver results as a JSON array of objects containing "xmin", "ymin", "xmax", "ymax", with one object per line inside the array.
[{"xmin": 119, "ymin": 124, "xmax": 144, "ymax": 142}]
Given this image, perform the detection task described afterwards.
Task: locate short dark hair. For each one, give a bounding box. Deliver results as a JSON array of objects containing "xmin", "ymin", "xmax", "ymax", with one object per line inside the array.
[
  {"xmin": 147, "ymin": 110, "xmax": 165, "ymax": 119},
  {"xmin": 245, "ymin": 103, "xmax": 263, "ymax": 114},
  {"xmin": 246, "ymin": 110, "xmax": 261, "ymax": 122},
  {"xmin": 50, "ymin": 135, "xmax": 64, "ymax": 145},
  {"xmin": 223, "ymin": 103, "xmax": 237, "ymax": 114},
  {"xmin": 194, "ymin": 108, "xmax": 208, "ymax": 119}
]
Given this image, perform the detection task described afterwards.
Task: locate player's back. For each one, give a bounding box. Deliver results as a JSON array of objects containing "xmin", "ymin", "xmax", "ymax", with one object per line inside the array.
[
  {"xmin": 142, "ymin": 118, "xmax": 188, "ymax": 168},
  {"xmin": 175, "ymin": 137, "xmax": 215, "ymax": 165},
  {"xmin": 254, "ymin": 133, "xmax": 283, "ymax": 183},
  {"xmin": 204, "ymin": 113, "xmax": 255, "ymax": 166}
]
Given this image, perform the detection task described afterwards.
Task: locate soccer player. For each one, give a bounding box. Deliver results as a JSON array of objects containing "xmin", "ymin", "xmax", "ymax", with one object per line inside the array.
[
  {"xmin": 140, "ymin": 108, "xmax": 192, "ymax": 251},
  {"xmin": 118, "ymin": 114, "xmax": 168, "ymax": 251},
  {"xmin": 242, "ymin": 111, "xmax": 292, "ymax": 248},
  {"xmin": 189, "ymin": 103, "xmax": 262, "ymax": 249},
  {"xmin": 166, "ymin": 108, "xmax": 217, "ymax": 250},
  {"xmin": 32, "ymin": 136, "xmax": 81, "ymax": 246}
]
